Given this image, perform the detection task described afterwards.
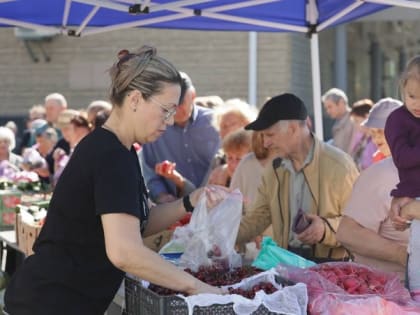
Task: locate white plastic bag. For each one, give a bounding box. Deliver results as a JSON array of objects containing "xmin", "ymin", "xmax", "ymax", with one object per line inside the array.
[{"xmin": 178, "ymin": 188, "xmax": 243, "ymax": 271}]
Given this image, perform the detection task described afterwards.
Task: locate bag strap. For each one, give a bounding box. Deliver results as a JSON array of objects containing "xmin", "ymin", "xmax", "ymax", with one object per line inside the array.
[{"xmin": 320, "ymin": 216, "xmax": 353, "ymax": 261}]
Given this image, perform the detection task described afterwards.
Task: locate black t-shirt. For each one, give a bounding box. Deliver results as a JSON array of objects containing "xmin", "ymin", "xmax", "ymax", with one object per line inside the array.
[{"xmin": 5, "ymin": 128, "xmax": 150, "ymax": 315}]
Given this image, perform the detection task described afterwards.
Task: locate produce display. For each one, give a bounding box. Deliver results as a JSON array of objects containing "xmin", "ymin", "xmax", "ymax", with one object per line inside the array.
[
  {"xmin": 227, "ymin": 281, "xmax": 278, "ymax": 299},
  {"xmin": 309, "ymin": 263, "xmax": 387, "ymax": 295},
  {"xmin": 0, "ymin": 171, "xmax": 47, "ymax": 193},
  {"xmin": 148, "ymin": 265, "xmax": 262, "ymax": 296}
]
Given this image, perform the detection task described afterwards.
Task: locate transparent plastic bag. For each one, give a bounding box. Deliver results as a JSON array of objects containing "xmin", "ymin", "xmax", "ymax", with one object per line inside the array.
[
  {"xmin": 178, "ymin": 188, "xmax": 243, "ymax": 271},
  {"xmin": 276, "ymin": 261, "xmax": 413, "ymax": 315}
]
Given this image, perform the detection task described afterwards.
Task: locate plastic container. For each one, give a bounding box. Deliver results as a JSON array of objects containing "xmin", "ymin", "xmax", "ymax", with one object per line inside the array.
[{"xmin": 123, "ymin": 275, "xmax": 289, "ymax": 315}]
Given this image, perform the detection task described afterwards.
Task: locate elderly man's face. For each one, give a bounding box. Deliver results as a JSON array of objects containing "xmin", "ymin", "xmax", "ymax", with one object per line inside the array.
[
  {"xmin": 323, "ymin": 98, "xmax": 343, "ymax": 119},
  {"xmin": 262, "ymin": 121, "xmax": 292, "ymax": 158},
  {"xmin": 0, "ymin": 139, "xmax": 10, "ymax": 152},
  {"xmin": 174, "ymin": 89, "xmax": 195, "ymax": 126},
  {"xmin": 45, "ymin": 99, "xmax": 64, "ymax": 124}
]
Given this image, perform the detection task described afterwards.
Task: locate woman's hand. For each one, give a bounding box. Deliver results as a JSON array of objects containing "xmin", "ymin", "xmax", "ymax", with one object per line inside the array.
[
  {"xmin": 189, "ymin": 185, "xmax": 230, "ymax": 210},
  {"xmin": 190, "ymin": 280, "xmax": 226, "ymax": 295},
  {"xmin": 390, "ymin": 197, "xmax": 413, "ymax": 231},
  {"xmin": 395, "ymin": 199, "xmax": 420, "ymax": 231},
  {"xmin": 53, "ymin": 147, "xmax": 67, "ymax": 162},
  {"xmin": 155, "ymin": 160, "xmax": 177, "ymax": 179},
  {"xmin": 155, "ymin": 160, "xmax": 185, "ymax": 191}
]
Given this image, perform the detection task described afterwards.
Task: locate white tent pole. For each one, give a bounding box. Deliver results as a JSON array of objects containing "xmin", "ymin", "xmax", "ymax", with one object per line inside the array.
[
  {"xmin": 307, "ymin": 0, "xmax": 323, "ymax": 140},
  {"xmin": 202, "ymin": 12, "xmax": 307, "ymax": 32},
  {"xmin": 83, "ymin": 12, "xmax": 190, "ymax": 36},
  {"xmin": 76, "ymin": 6, "xmax": 100, "ymax": 36},
  {"xmin": 248, "ymin": 31, "xmax": 257, "ymax": 107},
  {"xmin": 317, "ymin": 2, "xmax": 363, "ymax": 32},
  {"xmin": 75, "ymin": 0, "xmax": 213, "ymax": 13},
  {"xmin": 311, "ymin": 33, "xmax": 323, "ymax": 140},
  {"xmin": 62, "ymin": 0, "xmax": 72, "ymax": 28},
  {"xmin": 117, "ymin": 0, "xmax": 213, "ymax": 12}
]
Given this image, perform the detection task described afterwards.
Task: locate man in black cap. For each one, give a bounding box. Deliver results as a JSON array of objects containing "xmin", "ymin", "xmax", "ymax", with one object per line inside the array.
[{"xmin": 236, "ymin": 93, "xmax": 359, "ymax": 261}]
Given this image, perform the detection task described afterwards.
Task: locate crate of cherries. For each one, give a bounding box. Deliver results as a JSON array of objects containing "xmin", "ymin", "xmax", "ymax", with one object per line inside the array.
[{"xmin": 124, "ymin": 265, "xmax": 296, "ymax": 315}]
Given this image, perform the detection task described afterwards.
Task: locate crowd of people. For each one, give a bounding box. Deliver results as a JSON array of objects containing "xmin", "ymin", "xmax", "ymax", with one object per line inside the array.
[{"xmin": 2, "ymin": 46, "xmax": 420, "ymax": 313}]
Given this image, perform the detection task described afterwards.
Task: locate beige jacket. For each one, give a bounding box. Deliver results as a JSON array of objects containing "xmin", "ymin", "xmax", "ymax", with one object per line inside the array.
[
  {"xmin": 236, "ymin": 136, "xmax": 359, "ymax": 259},
  {"xmin": 332, "ymin": 111, "xmax": 355, "ymax": 154}
]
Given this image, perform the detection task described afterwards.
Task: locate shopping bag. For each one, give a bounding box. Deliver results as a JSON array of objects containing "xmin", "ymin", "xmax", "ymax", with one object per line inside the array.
[{"xmin": 252, "ymin": 237, "xmax": 316, "ymax": 270}]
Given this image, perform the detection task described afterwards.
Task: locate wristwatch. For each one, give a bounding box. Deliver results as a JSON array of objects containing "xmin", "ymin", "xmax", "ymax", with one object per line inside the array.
[{"xmin": 183, "ymin": 195, "xmax": 194, "ymax": 213}]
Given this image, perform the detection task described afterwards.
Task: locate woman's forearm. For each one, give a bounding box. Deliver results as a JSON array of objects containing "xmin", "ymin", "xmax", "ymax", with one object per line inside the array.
[
  {"xmin": 102, "ymin": 214, "xmax": 219, "ymax": 295},
  {"xmin": 337, "ymin": 216, "xmax": 407, "ymax": 267},
  {"xmin": 143, "ymin": 198, "xmax": 186, "ymax": 236}
]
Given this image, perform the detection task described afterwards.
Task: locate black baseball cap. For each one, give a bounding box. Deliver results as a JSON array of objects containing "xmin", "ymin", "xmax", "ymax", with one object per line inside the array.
[{"xmin": 245, "ymin": 93, "xmax": 308, "ymax": 131}]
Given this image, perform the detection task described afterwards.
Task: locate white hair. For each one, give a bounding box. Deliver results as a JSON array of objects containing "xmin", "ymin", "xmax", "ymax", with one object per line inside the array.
[
  {"xmin": 213, "ymin": 98, "xmax": 258, "ymax": 131},
  {"xmin": 277, "ymin": 120, "xmax": 290, "ymax": 132},
  {"xmin": 276, "ymin": 119, "xmax": 306, "ymax": 133},
  {"xmin": 321, "ymin": 88, "xmax": 348, "ymax": 106},
  {"xmin": 87, "ymin": 100, "xmax": 112, "ymax": 112},
  {"xmin": 0, "ymin": 126, "xmax": 16, "ymax": 151},
  {"xmin": 5, "ymin": 121, "xmax": 17, "ymax": 134},
  {"xmin": 45, "ymin": 93, "xmax": 68, "ymax": 109}
]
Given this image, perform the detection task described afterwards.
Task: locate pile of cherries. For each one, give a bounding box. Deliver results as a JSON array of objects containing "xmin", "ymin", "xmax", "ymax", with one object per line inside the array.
[
  {"xmin": 148, "ymin": 265, "xmax": 266, "ymax": 297},
  {"xmin": 227, "ymin": 281, "xmax": 278, "ymax": 299}
]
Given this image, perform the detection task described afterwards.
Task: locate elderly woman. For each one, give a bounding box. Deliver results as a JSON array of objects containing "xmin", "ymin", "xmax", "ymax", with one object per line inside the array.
[
  {"xmin": 207, "ymin": 129, "xmax": 252, "ymax": 187},
  {"xmin": 337, "ymin": 98, "xmax": 408, "ymax": 279},
  {"xmin": 213, "ymin": 98, "xmax": 258, "ymax": 140},
  {"xmin": 0, "ymin": 126, "xmax": 22, "ymax": 170},
  {"xmin": 348, "ymin": 99, "xmax": 376, "ymax": 170}
]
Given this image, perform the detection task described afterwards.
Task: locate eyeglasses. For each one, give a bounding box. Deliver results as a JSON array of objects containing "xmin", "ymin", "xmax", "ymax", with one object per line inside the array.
[{"xmin": 149, "ymin": 96, "xmax": 177, "ymax": 121}]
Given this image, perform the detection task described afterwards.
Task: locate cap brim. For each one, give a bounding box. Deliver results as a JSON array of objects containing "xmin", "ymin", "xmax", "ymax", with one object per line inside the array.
[
  {"xmin": 362, "ymin": 117, "xmax": 385, "ymax": 129},
  {"xmin": 244, "ymin": 119, "xmax": 273, "ymax": 131}
]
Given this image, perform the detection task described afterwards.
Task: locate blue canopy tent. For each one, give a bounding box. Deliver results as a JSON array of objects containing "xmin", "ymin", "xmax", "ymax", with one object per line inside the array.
[{"xmin": 0, "ymin": 0, "xmax": 418, "ymax": 139}]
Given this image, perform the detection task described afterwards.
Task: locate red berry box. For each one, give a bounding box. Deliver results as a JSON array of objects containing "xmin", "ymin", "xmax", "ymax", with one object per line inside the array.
[{"xmin": 123, "ymin": 272, "xmax": 294, "ymax": 315}]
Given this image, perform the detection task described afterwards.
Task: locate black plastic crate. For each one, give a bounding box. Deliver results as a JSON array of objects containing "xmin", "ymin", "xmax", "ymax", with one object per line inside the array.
[{"xmin": 124, "ymin": 275, "xmax": 287, "ymax": 315}]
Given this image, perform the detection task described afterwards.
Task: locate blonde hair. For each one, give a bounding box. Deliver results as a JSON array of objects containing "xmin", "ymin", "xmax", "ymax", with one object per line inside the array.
[
  {"xmin": 213, "ymin": 98, "xmax": 258, "ymax": 131},
  {"xmin": 252, "ymin": 131, "xmax": 269, "ymax": 160},
  {"xmin": 29, "ymin": 104, "xmax": 46, "ymax": 120},
  {"xmin": 222, "ymin": 129, "xmax": 252, "ymax": 153},
  {"xmin": 109, "ymin": 46, "xmax": 182, "ymax": 106},
  {"xmin": 400, "ymin": 55, "xmax": 420, "ymax": 101}
]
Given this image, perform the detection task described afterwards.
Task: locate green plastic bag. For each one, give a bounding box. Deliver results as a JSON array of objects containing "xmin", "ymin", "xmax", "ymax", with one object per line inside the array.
[{"xmin": 252, "ymin": 237, "xmax": 316, "ymax": 270}]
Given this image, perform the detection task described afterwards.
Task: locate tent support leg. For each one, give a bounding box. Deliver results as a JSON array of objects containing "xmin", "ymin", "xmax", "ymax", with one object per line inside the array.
[
  {"xmin": 248, "ymin": 31, "xmax": 257, "ymax": 107},
  {"xmin": 23, "ymin": 40, "xmax": 38, "ymax": 63},
  {"xmin": 310, "ymin": 33, "xmax": 324, "ymax": 141}
]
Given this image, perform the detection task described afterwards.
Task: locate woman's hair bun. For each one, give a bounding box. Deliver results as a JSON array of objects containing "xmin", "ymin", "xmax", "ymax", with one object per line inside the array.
[{"xmin": 117, "ymin": 49, "xmax": 130, "ymax": 60}]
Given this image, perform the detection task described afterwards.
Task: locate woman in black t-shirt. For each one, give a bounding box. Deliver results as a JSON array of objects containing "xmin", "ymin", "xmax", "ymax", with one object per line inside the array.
[{"xmin": 4, "ymin": 46, "xmax": 223, "ymax": 315}]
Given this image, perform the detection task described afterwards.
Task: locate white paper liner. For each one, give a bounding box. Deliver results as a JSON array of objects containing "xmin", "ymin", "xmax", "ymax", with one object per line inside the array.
[{"xmin": 178, "ymin": 268, "xmax": 308, "ymax": 315}]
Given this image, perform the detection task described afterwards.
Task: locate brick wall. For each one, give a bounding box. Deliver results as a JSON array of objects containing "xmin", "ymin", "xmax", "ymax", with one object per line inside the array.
[{"xmin": 0, "ymin": 28, "xmax": 306, "ymax": 118}]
